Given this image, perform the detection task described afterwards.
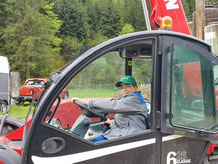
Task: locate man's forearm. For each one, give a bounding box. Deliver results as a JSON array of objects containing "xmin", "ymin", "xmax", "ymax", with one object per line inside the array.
[{"xmin": 72, "ymin": 98, "xmax": 89, "ymax": 105}]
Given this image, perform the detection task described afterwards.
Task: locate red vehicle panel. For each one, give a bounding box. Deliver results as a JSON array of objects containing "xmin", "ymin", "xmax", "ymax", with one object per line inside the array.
[
  {"xmin": 0, "ymin": 98, "xmax": 114, "ymax": 156},
  {"xmin": 48, "ymin": 98, "xmax": 113, "ymax": 129},
  {"xmin": 207, "ymin": 144, "xmax": 218, "ymax": 155},
  {"xmin": 148, "ymin": 0, "xmax": 191, "ymax": 35}
]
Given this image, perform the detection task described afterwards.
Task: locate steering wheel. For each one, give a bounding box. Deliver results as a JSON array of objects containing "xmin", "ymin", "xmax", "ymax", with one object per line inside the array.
[{"xmin": 74, "ymin": 101, "xmax": 107, "ymax": 122}]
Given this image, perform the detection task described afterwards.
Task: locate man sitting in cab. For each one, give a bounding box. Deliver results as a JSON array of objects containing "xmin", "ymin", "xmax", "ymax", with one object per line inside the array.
[{"xmin": 72, "ymin": 75, "xmax": 149, "ymax": 142}]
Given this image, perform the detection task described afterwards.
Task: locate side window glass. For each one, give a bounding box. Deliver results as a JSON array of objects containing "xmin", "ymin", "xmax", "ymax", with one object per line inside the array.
[
  {"xmin": 43, "ymin": 41, "xmax": 153, "ymax": 143},
  {"xmin": 44, "ymin": 52, "xmax": 124, "ymax": 136},
  {"xmin": 167, "ymin": 45, "xmax": 218, "ymax": 132},
  {"xmin": 132, "ymin": 59, "xmax": 152, "ymax": 112}
]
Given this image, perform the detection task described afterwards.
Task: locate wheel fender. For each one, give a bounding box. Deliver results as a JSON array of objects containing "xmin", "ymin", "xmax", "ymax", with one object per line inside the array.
[
  {"xmin": 0, "ymin": 115, "xmax": 24, "ymax": 128},
  {"xmin": 0, "ymin": 144, "xmax": 22, "ymax": 164},
  {"xmin": 0, "ymin": 99, "xmax": 8, "ymax": 105},
  {"xmin": 0, "ymin": 115, "xmax": 24, "ymax": 135}
]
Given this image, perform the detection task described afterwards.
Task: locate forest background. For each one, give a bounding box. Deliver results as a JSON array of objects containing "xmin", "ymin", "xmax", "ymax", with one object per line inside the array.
[{"xmin": 0, "ymin": 0, "xmax": 217, "ymax": 82}]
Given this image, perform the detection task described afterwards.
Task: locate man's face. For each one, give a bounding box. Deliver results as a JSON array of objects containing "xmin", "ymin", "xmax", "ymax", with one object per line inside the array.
[{"xmin": 120, "ymin": 83, "xmax": 138, "ymax": 96}]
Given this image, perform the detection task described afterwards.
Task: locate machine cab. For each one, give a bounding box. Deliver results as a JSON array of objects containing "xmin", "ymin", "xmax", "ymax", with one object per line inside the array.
[{"xmin": 23, "ymin": 31, "xmax": 218, "ymax": 164}]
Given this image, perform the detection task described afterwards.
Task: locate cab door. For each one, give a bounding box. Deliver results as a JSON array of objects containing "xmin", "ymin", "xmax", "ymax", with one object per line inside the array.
[
  {"xmin": 160, "ymin": 35, "xmax": 218, "ymax": 163},
  {"xmin": 23, "ymin": 32, "xmax": 160, "ymax": 164}
]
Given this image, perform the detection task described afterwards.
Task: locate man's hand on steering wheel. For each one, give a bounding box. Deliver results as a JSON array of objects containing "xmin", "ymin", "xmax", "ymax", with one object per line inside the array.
[
  {"xmin": 72, "ymin": 97, "xmax": 89, "ymax": 105},
  {"xmin": 104, "ymin": 118, "xmax": 112, "ymax": 127},
  {"xmin": 73, "ymin": 99, "xmax": 108, "ymax": 122}
]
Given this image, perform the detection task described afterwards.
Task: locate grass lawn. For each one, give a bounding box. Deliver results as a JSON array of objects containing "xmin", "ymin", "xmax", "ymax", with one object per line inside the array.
[
  {"xmin": 0, "ymin": 104, "xmax": 31, "ymax": 119},
  {"xmin": 69, "ymin": 88, "xmax": 119, "ymax": 98}
]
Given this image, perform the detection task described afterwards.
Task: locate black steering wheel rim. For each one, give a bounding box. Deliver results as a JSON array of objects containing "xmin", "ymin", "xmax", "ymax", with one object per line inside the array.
[{"xmin": 74, "ymin": 101, "xmax": 107, "ymax": 121}]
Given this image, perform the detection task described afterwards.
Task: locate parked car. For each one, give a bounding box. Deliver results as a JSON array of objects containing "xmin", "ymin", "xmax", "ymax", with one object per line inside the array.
[{"xmin": 15, "ymin": 78, "xmax": 69, "ymax": 104}]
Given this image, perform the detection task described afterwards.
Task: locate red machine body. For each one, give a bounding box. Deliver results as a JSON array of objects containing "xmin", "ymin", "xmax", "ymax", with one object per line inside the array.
[
  {"xmin": 0, "ymin": 99, "xmax": 114, "ymax": 157},
  {"xmin": 148, "ymin": 0, "xmax": 191, "ymax": 35},
  {"xmin": 146, "ymin": 0, "xmax": 217, "ymax": 159}
]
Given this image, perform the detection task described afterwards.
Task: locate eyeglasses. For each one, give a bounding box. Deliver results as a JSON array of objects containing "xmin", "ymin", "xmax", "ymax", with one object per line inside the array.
[{"xmin": 120, "ymin": 85, "xmax": 133, "ymax": 90}]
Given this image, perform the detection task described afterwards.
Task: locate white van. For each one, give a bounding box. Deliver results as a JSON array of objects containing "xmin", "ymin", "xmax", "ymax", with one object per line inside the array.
[{"xmin": 0, "ymin": 56, "xmax": 10, "ymax": 113}]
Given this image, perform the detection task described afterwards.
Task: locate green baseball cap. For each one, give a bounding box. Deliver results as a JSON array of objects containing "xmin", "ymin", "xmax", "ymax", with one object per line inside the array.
[{"xmin": 116, "ymin": 75, "xmax": 137, "ymax": 87}]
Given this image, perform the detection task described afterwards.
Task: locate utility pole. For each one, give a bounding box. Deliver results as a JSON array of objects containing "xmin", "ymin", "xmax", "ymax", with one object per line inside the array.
[{"xmin": 195, "ymin": 0, "xmax": 206, "ymax": 39}]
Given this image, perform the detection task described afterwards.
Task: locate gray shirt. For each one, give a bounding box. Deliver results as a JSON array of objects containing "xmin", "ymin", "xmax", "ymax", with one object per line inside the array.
[{"xmin": 89, "ymin": 93, "xmax": 148, "ymax": 140}]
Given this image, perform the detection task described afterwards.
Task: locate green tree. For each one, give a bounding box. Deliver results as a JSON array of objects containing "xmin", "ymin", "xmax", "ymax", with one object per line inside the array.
[
  {"xmin": 0, "ymin": 0, "xmax": 8, "ymax": 33},
  {"xmin": 181, "ymin": 0, "xmax": 191, "ymax": 21},
  {"xmin": 1, "ymin": 0, "xmax": 62, "ymax": 81},
  {"xmin": 54, "ymin": 0, "xmax": 90, "ymax": 42},
  {"xmin": 0, "ymin": 0, "xmax": 10, "ymax": 54},
  {"xmin": 119, "ymin": 23, "xmax": 135, "ymax": 36},
  {"xmin": 113, "ymin": 0, "xmax": 125, "ymax": 26},
  {"xmin": 187, "ymin": 0, "xmax": 196, "ymax": 21},
  {"xmin": 124, "ymin": 0, "xmax": 146, "ymax": 31},
  {"xmin": 61, "ymin": 36, "xmax": 83, "ymax": 62},
  {"xmin": 85, "ymin": 0, "xmax": 101, "ymax": 35},
  {"xmin": 98, "ymin": 0, "xmax": 122, "ymax": 38},
  {"xmin": 89, "ymin": 34, "xmax": 109, "ymax": 47}
]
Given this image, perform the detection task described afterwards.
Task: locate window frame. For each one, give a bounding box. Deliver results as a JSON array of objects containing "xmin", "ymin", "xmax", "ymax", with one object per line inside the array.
[
  {"xmin": 161, "ymin": 35, "xmax": 218, "ymax": 141},
  {"xmin": 41, "ymin": 36, "xmax": 158, "ymax": 144}
]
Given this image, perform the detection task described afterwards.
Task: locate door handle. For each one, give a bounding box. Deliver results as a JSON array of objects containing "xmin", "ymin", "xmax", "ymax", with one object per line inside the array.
[{"xmin": 41, "ymin": 137, "xmax": 65, "ymax": 154}]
